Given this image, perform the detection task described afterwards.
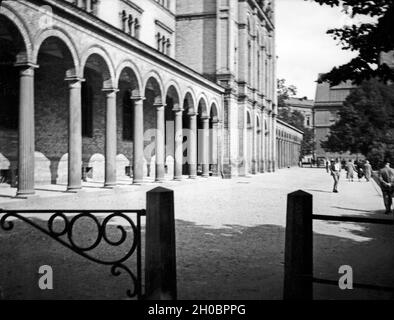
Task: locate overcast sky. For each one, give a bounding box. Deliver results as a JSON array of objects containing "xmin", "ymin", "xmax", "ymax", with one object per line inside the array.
[{"xmin": 276, "ymin": 0, "xmax": 359, "ymax": 100}]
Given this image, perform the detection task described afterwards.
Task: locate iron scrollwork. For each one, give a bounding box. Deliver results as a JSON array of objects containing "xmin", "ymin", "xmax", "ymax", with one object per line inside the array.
[{"xmin": 0, "ymin": 209, "xmax": 145, "ymax": 299}]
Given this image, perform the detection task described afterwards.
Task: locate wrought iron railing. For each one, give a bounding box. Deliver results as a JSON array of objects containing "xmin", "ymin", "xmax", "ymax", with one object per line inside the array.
[{"xmin": 0, "ymin": 209, "xmax": 146, "ymax": 299}]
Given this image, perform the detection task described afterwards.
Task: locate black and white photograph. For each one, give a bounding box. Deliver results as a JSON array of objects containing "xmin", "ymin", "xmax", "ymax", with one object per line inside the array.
[{"xmin": 0, "ymin": 0, "xmax": 393, "ymax": 308}]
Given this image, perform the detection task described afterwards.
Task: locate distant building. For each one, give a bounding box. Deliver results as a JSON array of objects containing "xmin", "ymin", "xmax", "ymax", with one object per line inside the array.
[
  {"xmin": 313, "ymin": 78, "xmax": 362, "ymax": 161},
  {"xmin": 284, "ymin": 97, "xmax": 314, "ymax": 129}
]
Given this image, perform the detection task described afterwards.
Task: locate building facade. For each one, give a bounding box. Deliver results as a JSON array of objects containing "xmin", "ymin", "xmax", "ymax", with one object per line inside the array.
[
  {"xmin": 0, "ymin": 0, "xmax": 302, "ymax": 197},
  {"xmin": 284, "ymin": 97, "xmax": 314, "ymax": 129},
  {"xmin": 276, "ymin": 119, "xmax": 303, "ymax": 169},
  {"xmin": 313, "ymin": 78, "xmax": 362, "ymax": 161}
]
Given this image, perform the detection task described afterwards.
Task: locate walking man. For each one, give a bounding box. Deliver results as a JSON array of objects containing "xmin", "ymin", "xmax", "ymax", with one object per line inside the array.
[
  {"xmin": 346, "ymin": 159, "xmax": 355, "ymax": 182},
  {"xmin": 364, "ymin": 160, "xmax": 372, "ymax": 182},
  {"xmin": 330, "ymin": 158, "xmax": 341, "ymax": 193},
  {"xmin": 378, "ymin": 161, "xmax": 394, "ymax": 214}
]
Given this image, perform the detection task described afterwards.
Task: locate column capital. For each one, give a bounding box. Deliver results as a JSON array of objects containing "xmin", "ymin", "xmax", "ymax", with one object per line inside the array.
[
  {"xmin": 188, "ymin": 111, "xmax": 197, "ymax": 117},
  {"xmin": 130, "ymin": 95, "xmax": 146, "ymax": 101},
  {"xmin": 173, "ymin": 108, "xmax": 184, "ymax": 113},
  {"xmin": 65, "ymin": 76, "xmax": 85, "ymax": 83},
  {"xmin": 200, "ymin": 115, "xmax": 210, "ymax": 121},
  {"xmin": 14, "ymin": 61, "xmax": 39, "ymax": 70},
  {"xmin": 154, "ymin": 103, "xmax": 166, "ymax": 110},
  {"xmin": 102, "ymin": 87, "xmax": 119, "ymax": 96}
]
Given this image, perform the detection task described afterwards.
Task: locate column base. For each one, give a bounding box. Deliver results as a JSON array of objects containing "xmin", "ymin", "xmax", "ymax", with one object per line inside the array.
[
  {"xmin": 155, "ymin": 178, "xmax": 166, "ymax": 183},
  {"xmin": 201, "ymin": 174, "xmax": 209, "ymax": 178},
  {"xmin": 15, "ymin": 191, "xmax": 37, "ymax": 199},
  {"xmin": 133, "ymin": 179, "xmax": 144, "ymax": 185},
  {"xmin": 174, "ymin": 176, "xmax": 183, "ymax": 181},
  {"xmin": 66, "ymin": 186, "xmax": 83, "ymax": 193},
  {"xmin": 104, "ymin": 183, "xmax": 117, "ymax": 189},
  {"xmin": 188, "ymin": 175, "xmax": 197, "ymax": 179}
]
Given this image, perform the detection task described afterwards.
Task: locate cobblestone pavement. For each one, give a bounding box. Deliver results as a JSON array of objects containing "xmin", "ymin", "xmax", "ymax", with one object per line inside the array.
[{"xmin": 0, "ymin": 168, "xmax": 393, "ymax": 300}]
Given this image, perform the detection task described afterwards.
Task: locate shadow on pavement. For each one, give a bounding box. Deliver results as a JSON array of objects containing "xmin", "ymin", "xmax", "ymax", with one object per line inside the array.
[{"xmin": 0, "ymin": 217, "xmax": 393, "ymax": 300}]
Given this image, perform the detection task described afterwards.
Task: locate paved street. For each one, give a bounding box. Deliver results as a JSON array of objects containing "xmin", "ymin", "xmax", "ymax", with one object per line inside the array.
[{"xmin": 0, "ymin": 168, "xmax": 393, "ymax": 300}]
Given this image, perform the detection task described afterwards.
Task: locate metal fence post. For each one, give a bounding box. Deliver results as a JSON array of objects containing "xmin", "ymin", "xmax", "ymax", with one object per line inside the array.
[
  {"xmin": 283, "ymin": 190, "xmax": 313, "ymax": 300},
  {"xmin": 145, "ymin": 187, "xmax": 177, "ymax": 300}
]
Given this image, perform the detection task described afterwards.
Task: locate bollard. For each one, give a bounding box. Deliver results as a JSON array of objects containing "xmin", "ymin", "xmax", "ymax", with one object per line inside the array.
[
  {"xmin": 283, "ymin": 190, "xmax": 313, "ymax": 300},
  {"xmin": 145, "ymin": 187, "xmax": 177, "ymax": 300}
]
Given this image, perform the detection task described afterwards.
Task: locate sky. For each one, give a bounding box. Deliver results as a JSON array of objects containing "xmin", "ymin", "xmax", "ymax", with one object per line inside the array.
[{"xmin": 276, "ymin": 0, "xmax": 359, "ymax": 100}]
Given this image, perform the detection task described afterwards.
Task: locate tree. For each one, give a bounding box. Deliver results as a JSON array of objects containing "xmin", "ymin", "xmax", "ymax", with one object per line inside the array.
[
  {"xmin": 321, "ymin": 79, "xmax": 394, "ymax": 168},
  {"xmin": 307, "ymin": 0, "xmax": 394, "ymax": 86},
  {"xmin": 277, "ymin": 79, "xmax": 315, "ymax": 157},
  {"xmin": 277, "ymin": 78, "xmax": 297, "ymax": 109}
]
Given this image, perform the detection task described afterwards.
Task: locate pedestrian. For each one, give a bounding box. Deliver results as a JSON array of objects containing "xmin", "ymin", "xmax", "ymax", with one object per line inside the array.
[
  {"xmin": 356, "ymin": 162, "xmax": 364, "ymax": 181},
  {"xmin": 325, "ymin": 159, "xmax": 329, "ymax": 173},
  {"xmin": 378, "ymin": 161, "xmax": 394, "ymax": 214},
  {"xmin": 346, "ymin": 159, "xmax": 355, "ymax": 182},
  {"xmin": 364, "ymin": 160, "xmax": 372, "ymax": 182},
  {"xmin": 330, "ymin": 158, "xmax": 341, "ymax": 193}
]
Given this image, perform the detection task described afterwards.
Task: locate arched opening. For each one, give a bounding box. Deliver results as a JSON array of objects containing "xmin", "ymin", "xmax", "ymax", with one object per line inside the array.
[
  {"xmin": 165, "ymin": 85, "xmax": 180, "ymax": 180},
  {"xmin": 0, "ymin": 15, "xmax": 28, "ymax": 191},
  {"xmin": 82, "ymin": 53, "xmax": 113, "ymax": 184},
  {"xmin": 182, "ymin": 92, "xmax": 195, "ymax": 177},
  {"xmin": 209, "ymin": 103, "xmax": 219, "ymax": 176},
  {"xmin": 143, "ymin": 76, "xmax": 163, "ymax": 181},
  {"xmin": 197, "ymin": 98, "xmax": 209, "ymax": 177},
  {"xmin": 35, "ymin": 36, "xmax": 77, "ymax": 186},
  {"xmin": 117, "ymin": 67, "xmax": 140, "ymax": 183}
]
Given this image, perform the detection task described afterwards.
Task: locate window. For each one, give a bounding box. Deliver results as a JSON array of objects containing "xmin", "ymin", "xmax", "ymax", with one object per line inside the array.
[
  {"xmin": 155, "ymin": 0, "xmax": 170, "ymax": 9},
  {"xmin": 121, "ymin": 10, "xmax": 127, "ymax": 32},
  {"xmin": 81, "ymin": 82, "xmax": 93, "ymax": 138},
  {"xmin": 123, "ymin": 91, "xmax": 133, "ymax": 141},
  {"xmin": 134, "ymin": 18, "xmax": 140, "ymax": 39},
  {"xmin": 128, "ymin": 14, "xmax": 133, "ymax": 35},
  {"xmin": 120, "ymin": 11, "xmax": 140, "ymax": 39}
]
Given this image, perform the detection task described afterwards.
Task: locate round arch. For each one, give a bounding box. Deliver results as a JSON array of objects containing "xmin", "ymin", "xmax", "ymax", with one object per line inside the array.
[
  {"xmin": 209, "ymin": 102, "xmax": 219, "ymax": 122},
  {"xmin": 164, "ymin": 80, "xmax": 182, "ymax": 103},
  {"xmin": 81, "ymin": 45, "xmax": 116, "ymax": 87},
  {"xmin": 115, "ymin": 59, "xmax": 142, "ymax": 96},
  {"xmin": 197, "ymin": 96, "xmax": 208, "ymax": 118},
  {"xmin": 165, "ymin": 84, "xmax": 181, "ymax": 110},
  {"xmin": 33, "ymin": 27, "xmax": 80, "ymax": 74},
  {"xmin": 143, "ymin": 71, "xmax": 164, "ymax": 104},
  {"xmin": 183, "ymin": 89, "xmax": 197, "ymax": 114},
  {"xmin": 0, "ymin": 5, "xmax": 33, "ymax": 62}
]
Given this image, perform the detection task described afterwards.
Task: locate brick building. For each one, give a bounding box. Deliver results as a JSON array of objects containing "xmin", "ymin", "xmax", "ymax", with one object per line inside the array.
[
  {"xmin": 313, "ymin": 78, "xmax": 362, "ymax": 161},
  {"xmin": 0, "ymin": 0, "xmax": 302, "ymax": 197}
]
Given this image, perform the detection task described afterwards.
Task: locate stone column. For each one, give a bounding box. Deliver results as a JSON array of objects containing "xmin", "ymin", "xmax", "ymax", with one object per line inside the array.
[
  {"xmin": 133, "ymin": 97, "xmax": 144, "ymax": 184},
  {"xmin": 103, "ymin": 88, "xmax": 118, "ymax": 187},
  {"xmin": 188, "ymin": 112, "xmax": 197, "ymax": 179},
  {"xmin": 174, "ymin": 108, "xmax": 183, "ymax": 181},
  {"xmin": 211, "ymin": 120, "xmax": 219, "ymax": 176},
  {"xmin": 272, "ymin": 114, "xmax": 277, "ymax": 171},
  {"xmin": 201, "ymin": 116, "xmax": 210, "ymax": 178},
  {"xmin": 251, "ymin": 111, "xmax": 257, "ymax": 175},
  {"xmin": 16, "ymin": 63, "xmax": 37, "ymax": 197},
  {"xmin": 155, "ymin": 104, "xmax": 165, "ymax": 182},
  {"xmin": 260, "ymin": 110, "xmax": 266, "ymax": 173},
  {"xmin": 66, "ymin": 76, "xmax": 84, "ymax": 192},
  {"xmin": 267, "ymin": 113, "xmax": 272, "ymax": 172}
]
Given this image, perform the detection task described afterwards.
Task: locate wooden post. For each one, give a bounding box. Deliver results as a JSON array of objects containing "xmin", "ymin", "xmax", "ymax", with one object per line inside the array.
[
  {"xmin": 283, "ymin": 190, "xmax": 313, "ymax": 300},
  {"xmin": 145, "ymin": 187, "xmax": 177, "ymax": 300}
]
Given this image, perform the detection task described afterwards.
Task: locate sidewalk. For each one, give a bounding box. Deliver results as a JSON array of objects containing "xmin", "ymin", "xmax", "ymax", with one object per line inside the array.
[{"xmin": 0, "ymin": 168, "xmax": 393, "ymax": 300}]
